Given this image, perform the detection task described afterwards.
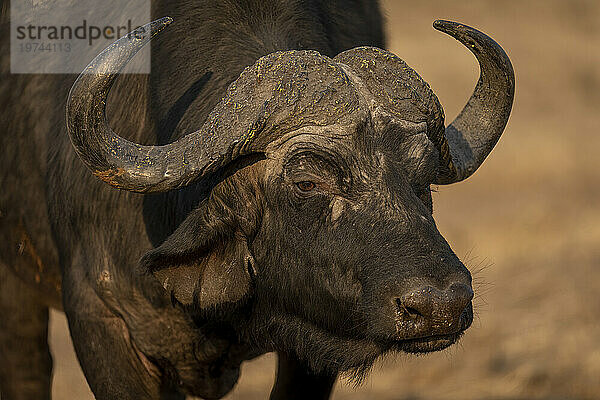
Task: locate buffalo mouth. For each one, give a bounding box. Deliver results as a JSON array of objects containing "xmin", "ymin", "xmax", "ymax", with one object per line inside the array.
[{"xmin": 395, "ymin": 331, "xmax": 465, "ymax": 353}]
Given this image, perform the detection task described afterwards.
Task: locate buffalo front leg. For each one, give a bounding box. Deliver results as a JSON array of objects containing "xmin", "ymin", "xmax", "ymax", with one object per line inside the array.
[
  {"xmin": 0, "ymin": 265, "xmax": 53, "ymax": 400},
  {"xmin": 62, "ymin": 266, "xmax": 184, "ymax": 400},
  {"xmin": 270, "ymin": 352, "xmax": 337, "ymax": 400}
]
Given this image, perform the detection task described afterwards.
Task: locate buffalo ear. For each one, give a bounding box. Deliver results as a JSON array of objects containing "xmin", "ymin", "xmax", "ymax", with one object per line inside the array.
[
  {"xmin": 196, "ymin": 236, "xmax": 255, "ymax": 308},
  {"xmin": 140, "ymin": 204, "xmax": 255, "ymax": 307}
]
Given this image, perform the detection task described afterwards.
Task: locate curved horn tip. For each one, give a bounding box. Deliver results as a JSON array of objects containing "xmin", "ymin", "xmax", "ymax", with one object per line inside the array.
[
  {"xmin": 432, "ymin": 19, "xmax": 485, "ymax": 44},
  {"xmin": 129, "ymin": 17, "xmax": 172, "ymax": 43},
  {"xmin": 433, "ymin": 19, "xmax": 461, "ymax": 33},
  {"xmin": 149, "ymin": 16, "xmax": 173, "ymax": 36},
  {"xmin": 432, "ymin": 19, "xmax": 514, "ymax": 67},
  {"xmin": 129, "ymin": 17, "xmax": 173, "ymax": 43},
  {"xmin": 155, "ymin": 16, "xmax": 174, "ymax": 28}
]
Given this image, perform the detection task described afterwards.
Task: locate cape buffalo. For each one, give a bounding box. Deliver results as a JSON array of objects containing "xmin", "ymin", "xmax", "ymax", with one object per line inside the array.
[{"xmin": 0, "ymin": 1, "xmax": 514, "ymax": 399}]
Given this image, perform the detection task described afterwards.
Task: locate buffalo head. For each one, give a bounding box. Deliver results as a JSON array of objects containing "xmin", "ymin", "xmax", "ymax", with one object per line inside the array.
[{"xmin": 66, "ymin": 18, "xmax": 514, "ymax": 374}]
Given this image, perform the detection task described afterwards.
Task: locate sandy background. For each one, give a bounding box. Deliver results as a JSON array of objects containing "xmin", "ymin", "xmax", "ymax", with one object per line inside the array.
[{"xmin": 48, "ymin": 0, "xmax": 600, "ymax": 399}]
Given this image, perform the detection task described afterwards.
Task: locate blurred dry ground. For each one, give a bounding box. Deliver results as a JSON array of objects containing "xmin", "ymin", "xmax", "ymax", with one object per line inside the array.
[{"xmin": 48, "ymin": 0, "xmax": 600, "ymax": 399}]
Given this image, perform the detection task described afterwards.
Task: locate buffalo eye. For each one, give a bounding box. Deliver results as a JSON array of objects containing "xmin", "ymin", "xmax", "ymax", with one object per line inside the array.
[{"xmin": 296, "ymin": 181, "xmax": 316, "ymax": 192}]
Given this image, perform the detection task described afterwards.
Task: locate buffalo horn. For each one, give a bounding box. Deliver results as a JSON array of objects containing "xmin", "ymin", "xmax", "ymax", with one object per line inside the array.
[
  {"xmin": 433, "ymin": 20, "xmax": 515, "ymax": 184},
  {"xmin": 66, "ymin": 18, "xmax": 250, "ymax": 193}
]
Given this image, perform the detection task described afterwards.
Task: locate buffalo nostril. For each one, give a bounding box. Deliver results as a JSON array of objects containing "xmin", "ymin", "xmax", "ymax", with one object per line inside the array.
[
  {"xmin": 395, "ymin": 298, "xmax": 423, "ymax": 318},
  {"xmin": 397, "ymin": 284, "xmax": 473, "ymax": 323},
  {"xmin": 404, "ymin": 306, "xmax": 422, "ymax": 317},
  {"xmin": 392, "ymin": 283, "xmax": 474, "ymax": 339}
]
